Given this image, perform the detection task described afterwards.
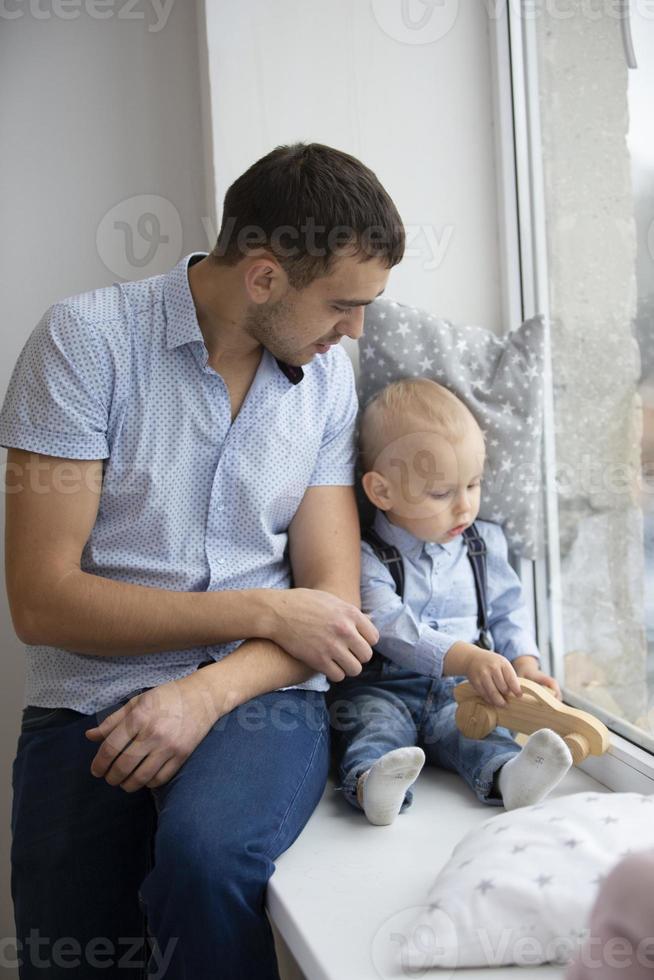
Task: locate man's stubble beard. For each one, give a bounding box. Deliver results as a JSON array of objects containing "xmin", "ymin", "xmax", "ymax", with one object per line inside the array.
[{"xmin": 243, "ymin": 297, "xmax": 310, "ymax": 366}]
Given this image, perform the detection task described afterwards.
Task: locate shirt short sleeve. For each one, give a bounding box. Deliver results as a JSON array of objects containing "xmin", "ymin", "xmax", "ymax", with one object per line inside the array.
[
  {"xmin": 0, "ymin": 303, "xmax": 112, "ymax": 459},
  {"xmin": 308, "ymin": 348, "xmax": 359, "ymax": 487}
]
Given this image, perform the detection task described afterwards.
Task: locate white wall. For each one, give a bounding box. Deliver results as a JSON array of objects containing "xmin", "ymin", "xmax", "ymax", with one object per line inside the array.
[
  {"xmin": 202, "ymin": 0, "xmax": 503, "ymax": 333},
  {"xmin": 0, "ymin": 4, "xmax": 209, "ymax": 969}
]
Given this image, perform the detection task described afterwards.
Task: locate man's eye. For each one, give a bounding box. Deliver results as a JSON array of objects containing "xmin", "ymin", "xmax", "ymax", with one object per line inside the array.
[{"xmin": 332, "ymin": 305, "xmax": 352, "ymax": 314}]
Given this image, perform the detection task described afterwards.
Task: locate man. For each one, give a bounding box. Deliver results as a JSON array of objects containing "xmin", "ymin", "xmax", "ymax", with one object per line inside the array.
[{"xmin": 2, "ymin": 143, "xmax": 405, "ymax": 979}]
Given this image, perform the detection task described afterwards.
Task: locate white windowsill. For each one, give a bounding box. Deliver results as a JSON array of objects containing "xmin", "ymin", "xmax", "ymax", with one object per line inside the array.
[{"xmin": 268, "ymin": 765, "xmax": 608, "ymax": 980}]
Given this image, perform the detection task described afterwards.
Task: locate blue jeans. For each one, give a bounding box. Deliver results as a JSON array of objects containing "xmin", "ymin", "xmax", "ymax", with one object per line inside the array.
[
  {"xmin": 327, "ymin": 653, "xmax": 519, "ymax": 811},
  {"xmin": 11, "ymin": 689, "xmax": 329, "ymax": 980}
]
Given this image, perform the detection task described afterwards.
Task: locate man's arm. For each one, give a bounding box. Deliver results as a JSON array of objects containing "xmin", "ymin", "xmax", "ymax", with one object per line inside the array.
[
  {"xmin": 5, "ymin": 450, "xmax": 271, "ymax": 652},
  {"xmin": 85, "ymin": 635, "xmax": 317, "ymax": 791},
  {"xmin": 287, "ymin": 484, "xmax": 376, "ymax": 679},
  {"xmin": 85, "ymin": 483, "xmax": 378, "ymax": 792},
  {"xmin": 4, "ymin": 449, "xmax": 374, "ymax": 677}
]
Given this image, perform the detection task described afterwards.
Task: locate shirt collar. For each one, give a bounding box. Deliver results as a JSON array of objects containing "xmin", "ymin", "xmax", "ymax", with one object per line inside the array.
[
  {"xmin": 373, "ymin": 510, "xmax": 424, "ymax": 560},
  {"xmin": 163, "ymin": 253, "xmax": 304, "ymax": 385},
  {"xmin": 372, "ymin": 509, "xmax": 462, "ymax": 558}
]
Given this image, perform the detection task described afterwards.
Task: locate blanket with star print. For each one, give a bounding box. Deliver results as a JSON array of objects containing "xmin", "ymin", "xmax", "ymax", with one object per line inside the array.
[{"xmin": 400, "ymin": 791, "xmax": 654, "ymax": 969}]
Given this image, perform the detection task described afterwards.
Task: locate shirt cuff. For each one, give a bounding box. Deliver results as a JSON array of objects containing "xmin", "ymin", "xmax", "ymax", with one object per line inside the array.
[
  {"xmin": 500, "ymin": 639, "xmax": 541, "ymax": 663},
  {"xmin": 411, "ymin": 629, "xmax": 451, "ymax": 678}
]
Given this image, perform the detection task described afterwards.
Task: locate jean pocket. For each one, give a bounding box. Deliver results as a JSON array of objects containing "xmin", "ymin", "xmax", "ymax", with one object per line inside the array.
[{"xmin": 20, "ymin": 705, "xmax": 85, "ymax": 733}]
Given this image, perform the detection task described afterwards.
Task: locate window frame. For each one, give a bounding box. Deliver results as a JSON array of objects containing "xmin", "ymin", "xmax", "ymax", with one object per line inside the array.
[{"xmin": 489, "ymin": 1, "xmax": 654, "ymax": 790}]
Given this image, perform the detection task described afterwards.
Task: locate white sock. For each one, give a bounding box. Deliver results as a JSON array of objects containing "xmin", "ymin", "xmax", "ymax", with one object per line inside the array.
[
  {"xmin": 498, "ymin": 729, "xmax": 573, "ymax": 810},
  {"xmin": 358, "ymin": 747, "xmax": 426, "ymax": 826}
]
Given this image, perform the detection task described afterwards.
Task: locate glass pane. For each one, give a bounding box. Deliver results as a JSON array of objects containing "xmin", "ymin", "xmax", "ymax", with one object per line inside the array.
[
  {"xmin": 632, "ymin": 14, "xmax": 654, "ymax": 747},
  {"xmin": 535, "ymin": 6, "xmax": 654, "ymax": 751}
]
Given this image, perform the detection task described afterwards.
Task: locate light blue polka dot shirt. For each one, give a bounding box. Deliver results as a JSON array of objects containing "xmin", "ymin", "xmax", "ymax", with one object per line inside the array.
[{"xmin": 0, "ymin": 253, "xmax": 358, "ymax": 713}]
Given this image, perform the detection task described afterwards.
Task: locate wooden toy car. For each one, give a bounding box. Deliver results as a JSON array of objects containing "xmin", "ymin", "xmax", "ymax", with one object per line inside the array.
[{"xmin": 454, "ymin": 678, "xmax": 610, "ymax": 764}]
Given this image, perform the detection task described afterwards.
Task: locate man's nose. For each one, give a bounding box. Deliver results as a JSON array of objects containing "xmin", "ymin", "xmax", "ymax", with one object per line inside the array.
[{"xmin": 337, "ymin": 307, "xmax": 365, "ymax": 341}]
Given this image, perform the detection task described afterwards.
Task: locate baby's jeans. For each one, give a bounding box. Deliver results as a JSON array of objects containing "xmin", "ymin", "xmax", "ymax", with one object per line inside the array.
[{"xmin": 327, "ymin": 652, "xmax": 520, "ymax": 812}]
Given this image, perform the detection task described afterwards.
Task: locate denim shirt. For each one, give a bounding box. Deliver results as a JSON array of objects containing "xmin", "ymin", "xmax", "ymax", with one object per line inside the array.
[{"xmin": 361, "ymin": 510, "xmax": 540, "ymax": 679}]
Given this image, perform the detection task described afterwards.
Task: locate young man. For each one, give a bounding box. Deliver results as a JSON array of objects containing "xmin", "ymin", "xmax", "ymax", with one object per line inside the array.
[{"xmin": 2, "ymin": 143, "xmax": 405, "ymax": 979}]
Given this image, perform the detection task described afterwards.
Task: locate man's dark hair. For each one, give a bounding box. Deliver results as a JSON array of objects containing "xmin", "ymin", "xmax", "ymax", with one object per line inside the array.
[{"xmin": 211, "ymin": 142, "xmax": 405, "ymax": 288}]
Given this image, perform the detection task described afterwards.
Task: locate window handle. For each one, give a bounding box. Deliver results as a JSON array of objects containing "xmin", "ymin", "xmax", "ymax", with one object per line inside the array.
[{"xmin": 621, "ymin": 0, "xmax": 638, "ymax": 69}]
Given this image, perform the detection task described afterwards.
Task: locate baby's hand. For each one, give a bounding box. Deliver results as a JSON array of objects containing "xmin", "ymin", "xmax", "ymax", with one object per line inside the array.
[
  {"xmin": 513, "ymin": 655, "xmax": 562, "ymax": 700},
  {"xmin": 464, "ymin": 649, "xmax": 523, "ymax": 708}
]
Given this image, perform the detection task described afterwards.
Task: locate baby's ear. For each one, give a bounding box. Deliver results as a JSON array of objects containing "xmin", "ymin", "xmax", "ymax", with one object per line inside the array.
[{"xmin": 361, "ymin": 470, "xmax": 391, "ymax": 510}]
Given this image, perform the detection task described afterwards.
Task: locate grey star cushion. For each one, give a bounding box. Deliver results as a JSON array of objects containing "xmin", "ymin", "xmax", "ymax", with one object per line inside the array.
[{"xmin": 359, "ymin": 298, "xmax": 546, "ymax": 559}]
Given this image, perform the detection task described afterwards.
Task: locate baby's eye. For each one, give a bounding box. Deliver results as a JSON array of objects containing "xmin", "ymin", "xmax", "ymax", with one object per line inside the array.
[
  {"xmin": 468, "ymin": 482, "xmax": 482, "ymax": 490},
  {"xmin": 429, "ymin": 490, "xmax": 452, "ymax": 500}
]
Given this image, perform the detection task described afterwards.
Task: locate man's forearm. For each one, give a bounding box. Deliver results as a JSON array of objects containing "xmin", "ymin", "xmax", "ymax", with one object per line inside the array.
[
  {"xmin": 189, "ymin": 638, "xmax": 316, "ymax": 719},
  {"xmin": 297, "ymin": 572, "xmax": 360, "ymax": 609},
  {"xmin": 20, "ymin": 567, "xmax": 276, "ymax": 657}
]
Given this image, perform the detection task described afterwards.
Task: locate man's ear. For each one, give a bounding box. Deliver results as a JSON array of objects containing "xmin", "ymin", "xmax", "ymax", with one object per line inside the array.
[
  {"xmin": 243, "ymin": 255, "xmax": 288, "ymax": 305},
  {"xmin": 361, "ymin": 470, "xmax": 392, "ymax": 511}
]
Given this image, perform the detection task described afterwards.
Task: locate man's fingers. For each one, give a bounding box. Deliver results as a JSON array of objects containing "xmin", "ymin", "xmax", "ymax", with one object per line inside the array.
[
  {"xmin": 325, "ymin": 662, "xmax": 346, "ymax": 683},
  {"xmin": 146, "ymin": 757, "xmax": 183, "ymax": 789},
  {"xmin": 355, "ymin": 611, "xmax": 379, "ymax": 648},
  {"xmin": 119, "ymin": 751, "xmax": 173, "ymax": 793},
  {"xmin": 90, "ymin": 723, "xmax": 141, "ymax": 778},
  {"xmin": 101, "ymin": 736, "xmax": 153, "ymax": 786},
  {"xmin": 347, "ymin": 631, "xmax": 374, "ymax": 665},
  {"xmin": 331, "ymin": 649, "xmax": 364, "ymax": 678},
  {"xmin": 85, "ymin": 704, "xmax": 128, "ymax": 742}
]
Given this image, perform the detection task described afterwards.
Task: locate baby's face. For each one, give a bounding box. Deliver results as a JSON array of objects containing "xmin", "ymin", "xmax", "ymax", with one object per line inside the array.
[{"xmin": 369, "ymin": 424, "xmax": 485, "ymax": 544}]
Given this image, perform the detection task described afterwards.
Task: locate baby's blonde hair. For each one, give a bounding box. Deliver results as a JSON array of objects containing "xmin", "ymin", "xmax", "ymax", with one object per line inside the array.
[{"xmin": 359, "ymin": 377, "xmax": 481, "ymax": 473}]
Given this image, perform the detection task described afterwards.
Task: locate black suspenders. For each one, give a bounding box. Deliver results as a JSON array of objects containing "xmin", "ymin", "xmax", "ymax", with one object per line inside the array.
[
  {"xmin": 362, "ymin": 523, "xmax": 493, "ymax": 651},
  {"xmin": 462, "ymin": 525, "xmax": 493, "ymax": 650}
]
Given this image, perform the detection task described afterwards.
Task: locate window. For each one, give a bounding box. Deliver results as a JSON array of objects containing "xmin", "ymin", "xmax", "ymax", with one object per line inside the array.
[{"xmin": 507, "ymin": 3, "xmax": 654, "ymax": 759}]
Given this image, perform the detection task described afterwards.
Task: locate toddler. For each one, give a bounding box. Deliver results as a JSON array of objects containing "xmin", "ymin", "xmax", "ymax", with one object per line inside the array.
[{"xmin": 328, "ymin": 378, "xmax": 573, "ymax": 825}]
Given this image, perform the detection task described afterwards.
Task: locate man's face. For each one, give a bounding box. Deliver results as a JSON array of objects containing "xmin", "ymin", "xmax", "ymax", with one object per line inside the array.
[{"xmin": 243, "ymin": 255, "xmax": 390, "ymax": 366}]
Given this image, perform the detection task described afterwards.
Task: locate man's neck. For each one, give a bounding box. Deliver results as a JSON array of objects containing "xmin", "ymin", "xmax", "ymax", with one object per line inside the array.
[{"xmin": 187, "ymin": 256, "xmax": 261, "ymax": 363}]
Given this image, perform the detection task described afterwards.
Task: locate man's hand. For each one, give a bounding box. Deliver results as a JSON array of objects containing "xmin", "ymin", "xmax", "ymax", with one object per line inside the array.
[
  {"xmin": 85, "ymin": 671, "xmax": 223, "ymax": 792},
  {"xmin": 265, "ymin": 588, "xmax": 379, "ymax": 681},
  {"xmin": 513, "ymin": 654, "xmax": 562, "ymax": 700}
]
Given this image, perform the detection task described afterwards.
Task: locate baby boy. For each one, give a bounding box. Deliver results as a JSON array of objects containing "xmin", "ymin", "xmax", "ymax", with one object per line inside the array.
[{"xmin": 328, "ymin": 378, "xmax": 572, "ymax": 825}]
